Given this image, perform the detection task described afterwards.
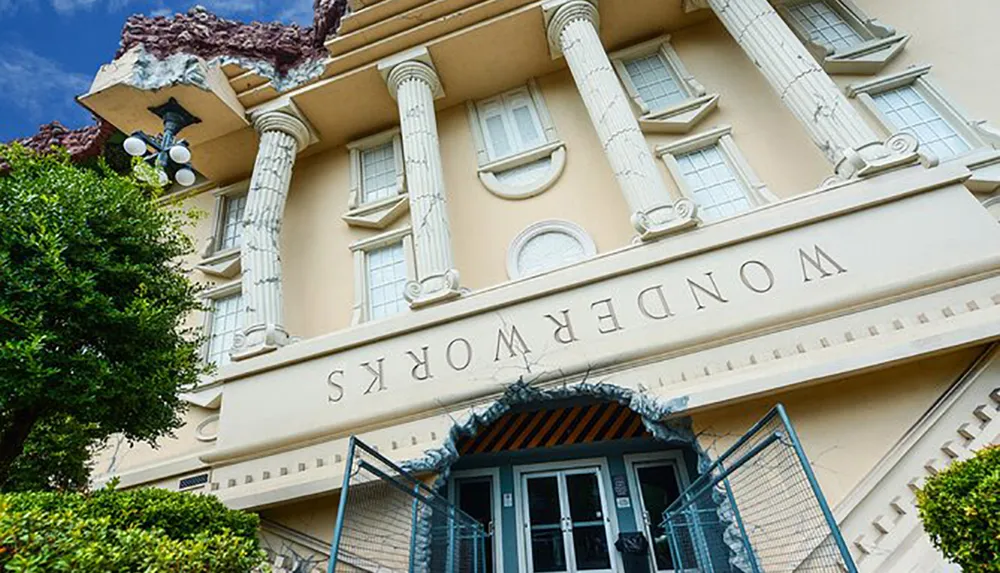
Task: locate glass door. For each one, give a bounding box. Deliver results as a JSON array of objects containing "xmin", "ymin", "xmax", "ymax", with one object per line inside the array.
[
  {"xmin": 629, "ymin": 460, "xmax": 695, "ymax": 573},
  {"xmin": 522, "ymin": 468, "xmax": 615, "ymax": 573},
  {"xmin": 455, "ymin": 476, "xmax": 497, "ymax": 573}
]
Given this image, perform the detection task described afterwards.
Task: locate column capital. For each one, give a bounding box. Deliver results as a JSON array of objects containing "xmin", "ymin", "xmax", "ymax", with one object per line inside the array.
[
  {"xmin": 250, "ymin": 108, "xmax": 312, "ymax": 152},
  {"xmin": 542, "ymin": 0, "xmax": 599, "ymax": 57},
  {"xmin": 378, "ymin": 47, "xmax": 444, "ymax": 101}
]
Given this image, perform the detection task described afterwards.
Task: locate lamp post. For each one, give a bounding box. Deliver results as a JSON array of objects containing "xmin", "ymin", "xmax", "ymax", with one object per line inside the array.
[{"xmin": 122, "ymin": 97, "xmax": 201, "ymax": 187}]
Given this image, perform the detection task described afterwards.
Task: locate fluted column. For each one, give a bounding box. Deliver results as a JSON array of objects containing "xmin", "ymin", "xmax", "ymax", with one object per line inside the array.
[
  {"xmin": 232, "ymin": 110, "xmax": 310, "ymax": 360},
  {"xmin": 705, "ymin": 0, "xmax": 918, "ymax": 178},
  {"xmin": 380, "ymin": 51, "xmax": 462, "ymax": 307},
  {"xmin": 544, "ymin": 0, "xmax": 697, "ymax": 240}
]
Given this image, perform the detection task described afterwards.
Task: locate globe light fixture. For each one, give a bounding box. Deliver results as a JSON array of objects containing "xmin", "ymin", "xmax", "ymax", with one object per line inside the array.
[{"xmin": 122, "ymin": 98, "xmax": 202, "ymax": 187}]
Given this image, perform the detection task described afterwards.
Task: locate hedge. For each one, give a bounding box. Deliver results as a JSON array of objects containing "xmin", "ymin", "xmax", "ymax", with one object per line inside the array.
[
  {"xmin": 917, "ymin": 444, "xmax": 1000, "ymax": 571},
  {"xmin": 0, "ymin": 487, "xmax": 265, "ymax": 572}
]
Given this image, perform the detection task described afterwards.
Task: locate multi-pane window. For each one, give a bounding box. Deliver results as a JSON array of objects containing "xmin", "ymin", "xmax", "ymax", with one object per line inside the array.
[
  {"xmin": 871, "ymin": 85, "xmax": 971, "ymax": 160},
  {"xmin": 360, "ymin": 142, "xmax": 398, "ymax": 203},
  {"xmin": 366, "ymin": 242, "xmax": 408, "ymax": 320},
  {"xmin": 787, "ymin": 1, "xmax": 863, "ymax": 51},
  {"xmin": 206, "ymin": 292, "xmax": 243, "ymax": 367},
  {"xmin": 675, "ymin": 145, "xmax": 752, "ymax": 222},
  {"xmin": 622, "ymin": 53, "xmax": 686, "ymax": 112},
  {"xmin": 217, "ymin": 194, "xmax": 247, "ymax": 252},
  {"xmin": 476, "ymin": 87, "xmax": 546, "ymax": 161}
]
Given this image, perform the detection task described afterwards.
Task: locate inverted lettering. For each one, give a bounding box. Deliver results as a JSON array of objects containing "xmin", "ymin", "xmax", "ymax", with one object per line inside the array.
[
  {"xmin": 495, "ymin": 324, "xmax": 531, "ymax": 361},
  {"xmin": 637, "ymin": 285, "xmax": 674, "ymax": 320},
  {"xmin": 799, "ymin": 245, "xmax": 847, "ymax": 282},
  {"xmin": 327, "ymin": 369, "xmax": 345, "ymax": 403},
  {"xmin": 591, "ymin": 298, "xmax": 624, "ymax": 335},
  {"xmin": 545, "ymin": 310, "xmax": 578, "ymax": 344},
  {"xmin": 687, "ymin": 272, "xmax": 729, "ymax": 311},
  {"xmin": 446, "ymin": 338, "xmax": 473, "ymax": 371},
  {"xmin": 361, "ymin": 358, "xmax": 386, "ymax": 395},
  {"xmin": 405, "ymin": 346, "xmax": 432, "ymax": 381},
  {"xmin": 739, "ymin": 260, "xmax": 775, "ymax": 294}
]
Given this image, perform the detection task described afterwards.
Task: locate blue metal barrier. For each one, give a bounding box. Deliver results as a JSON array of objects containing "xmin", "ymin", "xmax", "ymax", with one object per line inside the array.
[
  {"xmin": 328, "ymin": 437, "xmax": 488, "ymax": 573},
  {"xmin": 662, "ymin": 404, "xmax": 858, "ymax": 572}
]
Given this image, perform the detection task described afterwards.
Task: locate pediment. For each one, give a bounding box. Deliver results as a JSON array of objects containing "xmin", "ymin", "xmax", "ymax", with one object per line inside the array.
[
  {"xmin": 638, "ymin": 93, "xmax": 720, "ymax": 135},
  {"xmin": 342, "ymin": 194, "xmax": 410, "ymax": 229},
  {"xmin": 196, "ymin": 249, "xmax": 241, "ymax": 279},
  {"xmin": 822, "ymin": 35, "xmax": 910, "ymax": 75}
]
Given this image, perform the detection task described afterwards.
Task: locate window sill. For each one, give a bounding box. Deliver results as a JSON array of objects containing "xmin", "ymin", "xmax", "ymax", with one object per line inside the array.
[
  {"xmin": 638, "ymin": 93, "xmax": 720, "ymax": 134},
  {"xmin": 342, "ymin": 193, "xmax": 410, "ymax": 229},
  {"xmin": 818, "ymin": 34, "xmax": 909, "ymax": 75},
  {"xmin": 478, "ymin": 141, "xmax": 567, "ymax": 200},
  {"xmin": 197, "ymin": 248, "xmax": 241, "ymax": 279}
]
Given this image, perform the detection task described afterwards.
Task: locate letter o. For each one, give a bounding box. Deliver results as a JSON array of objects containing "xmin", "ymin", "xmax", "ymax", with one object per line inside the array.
[
  {"xmin": 446, "ymin": 338, "xmax": 473, "ymax": 371},
  {"xmin": 739, "ymin": 260, "xmax": 775, "ymax": 294}
]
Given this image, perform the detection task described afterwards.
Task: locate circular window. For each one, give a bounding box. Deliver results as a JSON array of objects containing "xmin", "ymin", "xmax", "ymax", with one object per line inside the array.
[{"xmin": 507, "ymin": 220, "xmax": 597, "ymax": 279}]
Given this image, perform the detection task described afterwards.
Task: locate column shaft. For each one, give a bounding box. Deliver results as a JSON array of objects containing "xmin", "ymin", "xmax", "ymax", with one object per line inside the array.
[
  {"xmin": 706, "ymin": 0, "xmax": 915, "ymax": 177},
  {"xmin": 548, "ymin": 0, "xmax": 697, "ymax": 239}
]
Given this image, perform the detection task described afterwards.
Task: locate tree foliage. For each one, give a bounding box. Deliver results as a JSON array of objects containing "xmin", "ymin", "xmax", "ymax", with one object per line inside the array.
[
  {"xmin": 0, "ymin": 144, "xmax": 207, "ymax": 489},
  {"xmin": 0, "ymin": 487, "xmax": 265, "ymax": 571},
  {"xmin": 918, "ymin": 445, "xmax": 1000, "ymax": 571}
]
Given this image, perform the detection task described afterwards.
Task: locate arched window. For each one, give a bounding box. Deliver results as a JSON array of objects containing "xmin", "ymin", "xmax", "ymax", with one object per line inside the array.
[{"xmin": 507, "ymin": 220, "xmax": 597, "ymax": 279}]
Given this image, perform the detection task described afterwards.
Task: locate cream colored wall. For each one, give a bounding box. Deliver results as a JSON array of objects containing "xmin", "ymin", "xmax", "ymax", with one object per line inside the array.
[
  {"xmin": 692, "ymin": 347, "xmax": 983, "ymax": 509},
  {"xmin": 260, "ymin": 493, "xmax": 340, "ymax": 542},
  {"xmin": 843, "ymin": 0, "xmax": 1000, "ymax": 132}
]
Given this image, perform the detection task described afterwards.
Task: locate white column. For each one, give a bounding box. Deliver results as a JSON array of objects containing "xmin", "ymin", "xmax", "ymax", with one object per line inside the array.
[
  {"xmin": 704, "ymin": 0, "xmax": 918, "ymax": 178},
  {"xmin": 232, "ymin": 110, "xmax": 310, "ymax": 360},
  {"xmin": 380, "ymin": 50, "xmax": 462, "ymax": 307},
  {"xmin": 544, "ymin": 0, "xmax": 697, "ymax": 241}
]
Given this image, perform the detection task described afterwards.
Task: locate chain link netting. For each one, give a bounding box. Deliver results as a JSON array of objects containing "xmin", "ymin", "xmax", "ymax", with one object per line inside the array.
[
  {"xmin": 330, "ymin": 438, "xmax": 488, "ymax": 573},
  {"xmin": 662, "ymin": 405, "xmax": 856, "ymax": 572}
]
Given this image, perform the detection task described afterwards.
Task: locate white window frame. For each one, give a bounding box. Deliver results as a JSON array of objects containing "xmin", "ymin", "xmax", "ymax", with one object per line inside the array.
[
  {"xmin": 655, "ymin": 125, "xmax": 776, "ymax": 223},
  {"xmin": 349, "ymin": 227, "xmax": 416, "ymax": 325},
  {"xmin": 506, "ymin": 219, "xmax": 597, "ymax": 280},
  {"xmin": 774, "ymin": 0, "xmax": 908, "ymax": 75},
  {"xmin": 200, "ymin": 280, "xmax": 243, "ymax": 369},
  {"xmin": 610, "ymin": 35, "xmax": 719, "ymax": 134},
  {"xmin": 467, "ymin": 79, "xmax": 567, "ymax": 200},
  {"xmin": 344, "ymin": 128, "xmax": 409, "ymax": 229},
  {"xmin": 622, "ymin": 451, "xmax": 693, "ymax": 573},
  {"xmin": 196, "ymin": 181, "xmax": 249, "ymax": 279},
  {"xmin": 847, "ymin": 65, "xmax": 997, "ymax": 162}
]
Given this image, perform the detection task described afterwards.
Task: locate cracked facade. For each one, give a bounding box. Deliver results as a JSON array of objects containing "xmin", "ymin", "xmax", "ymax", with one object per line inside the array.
[{"xmin": 14, "ymin": 0, "xmax": 1000, "ymax": 570}]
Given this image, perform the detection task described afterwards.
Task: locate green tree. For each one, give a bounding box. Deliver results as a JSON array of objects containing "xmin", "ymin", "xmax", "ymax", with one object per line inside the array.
[
  {"xmin": 0, "ymin": 144, "xmax": 207, "ymax": 490},
  {"xmin": 917, "ymin": 445, "xmax": 1000, "ymax": 571}
]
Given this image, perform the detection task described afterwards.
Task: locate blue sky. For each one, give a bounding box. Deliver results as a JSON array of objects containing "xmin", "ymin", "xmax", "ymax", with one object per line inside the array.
[{"xmin": 0, "ymin": 0, "xmax": 315, "ymax": 142}]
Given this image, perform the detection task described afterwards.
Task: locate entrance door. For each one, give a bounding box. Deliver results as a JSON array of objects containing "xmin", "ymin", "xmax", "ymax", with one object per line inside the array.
[
  {"xmin": 627, "ymin": 456, "xmax": 695, "ymax": 573},
  {"xmin": 455, "ymin": 476, "xmax": 498, "ymax": 573},
  {"xmin": 522, "ymin": 468, "xmax": 616, "ymax": 573}
]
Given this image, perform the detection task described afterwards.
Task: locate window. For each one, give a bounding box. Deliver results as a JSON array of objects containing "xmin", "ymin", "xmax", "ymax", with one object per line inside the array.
[
  {"xmin": 477, "ymin": 87, "xmax": 546, "ymax": 161},
  {"xmin": 610, "ymin": 36, "xmax": 719, "ymax": 134},
  {"xmin": 366, "ymin": 242, "xmax": 408, "ymax": 320},
  {"xmin": 344, "ymin": 129, "xmax": 407, "ymax": 230},
  {"xmin": 507, "ymin": 220, "xmax": 597, "ymax": 280},
  {"xmin": 656, "ymin": 126, "xmax": 776, "ymax": 223},
  {"xmin": 217, "ymin": 193, "xmax": 247, "ymax": 252},
  {"xmin": 467, "ymin": 80, "xmax": 566, "ymax": 200},
  {"xmin": 787, "ymin": 0, "xmax": 863, "ymax": 52},
  {"xmin": 360, "ymin": 142, "xmax": 398, "ymax": 204},
  {"xmin": 848, "ymin": 65, "xmax": 995, "ymax": 162},
  {"xmin": 350, "ymin": 227, "xmax": 415, "ymax": 324},
  {"xmin": 871, "ymin": 86, "xmax": 970, "ymax": 161},
  {"xmin": 205, "ymin": 289, "xmax": 243, "ymax": 367},
  {"xmin": 774, "ymin": 0, "xmax": 908, "ymax": 75}
]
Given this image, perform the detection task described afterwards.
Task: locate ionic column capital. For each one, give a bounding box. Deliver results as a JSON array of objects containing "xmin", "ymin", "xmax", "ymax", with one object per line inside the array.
[
  {"xmin": 543, "ymin": 0, "xmax": 599, "ymax": 56},
  {"xmin": 251, "ymin": 110, "xmax": 311, "ymax": 152},
  {"xmin": 378, "ymin": 47, "xmax": 444, "ymax": 101}
]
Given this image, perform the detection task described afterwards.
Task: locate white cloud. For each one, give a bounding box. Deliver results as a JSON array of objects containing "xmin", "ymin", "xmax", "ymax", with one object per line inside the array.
[{"xmin": 0, "ymin": 45, "xmax": 93, "ymax": 128}]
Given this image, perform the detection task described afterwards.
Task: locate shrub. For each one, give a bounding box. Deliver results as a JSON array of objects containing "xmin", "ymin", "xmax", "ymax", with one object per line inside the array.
[
  {"xmin": 917, "ymin": 444, "xmax": 1000, "ymax": 572},
  {"xmin": 0, "ymin": 487, "xmax": 265, "ymax": 572}
]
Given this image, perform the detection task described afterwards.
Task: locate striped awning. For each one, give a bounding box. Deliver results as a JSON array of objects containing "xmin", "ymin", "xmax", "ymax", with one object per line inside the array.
[{"xmin": 458, "ymin": 401, "xmax": 650, "ymax": 455}]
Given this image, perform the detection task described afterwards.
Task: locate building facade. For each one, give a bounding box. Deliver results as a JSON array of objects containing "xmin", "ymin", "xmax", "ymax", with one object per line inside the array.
[{"xmin": 59, "ymin": 0, "xmax": 1000, "ymax": 570}]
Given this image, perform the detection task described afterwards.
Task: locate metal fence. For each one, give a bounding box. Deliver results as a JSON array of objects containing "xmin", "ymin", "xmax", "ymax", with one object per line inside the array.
[
  {"xmin": 662, "ymin": 404, "xmax": 857, "ymax": 572},
  {"xmin": 328, "ymin": 437, "xmax": 488, "ymax": 573}
]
